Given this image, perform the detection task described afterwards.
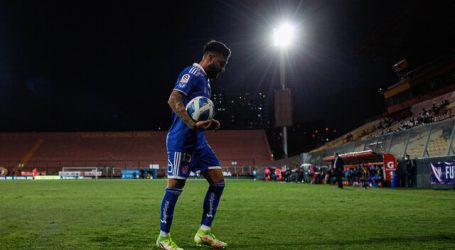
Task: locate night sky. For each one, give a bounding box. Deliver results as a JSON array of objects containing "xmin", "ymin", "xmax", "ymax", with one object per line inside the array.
[{"xmin": 1, "ymin": 0, "xmax": 454, "ymax": 133}]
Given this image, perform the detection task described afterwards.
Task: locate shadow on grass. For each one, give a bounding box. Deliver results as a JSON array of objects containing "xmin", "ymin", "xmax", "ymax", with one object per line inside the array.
[{"xmin": 177, "ymin": 234, "xmax": 455, "ymax": 249}]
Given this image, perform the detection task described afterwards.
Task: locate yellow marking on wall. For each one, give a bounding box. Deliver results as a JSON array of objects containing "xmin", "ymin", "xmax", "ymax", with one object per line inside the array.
[
  {"xmin": 17, "ymin": 138, "xmax": 44, "ymax": 169},
  {"xmin": 384, "ymin": 81, "xmax": 411, "ymax": 99}
]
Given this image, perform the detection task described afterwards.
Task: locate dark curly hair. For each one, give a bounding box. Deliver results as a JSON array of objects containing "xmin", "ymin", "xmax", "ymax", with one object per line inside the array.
[{"xmin": 203, "ymin": 40, "xmax": 231, "ymax": 58}]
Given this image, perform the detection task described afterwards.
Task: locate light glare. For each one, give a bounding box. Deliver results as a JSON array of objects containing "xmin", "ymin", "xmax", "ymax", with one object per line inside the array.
[{"xmin": 273, "ymin": 23, "xmax": 296, "ymax": 48}]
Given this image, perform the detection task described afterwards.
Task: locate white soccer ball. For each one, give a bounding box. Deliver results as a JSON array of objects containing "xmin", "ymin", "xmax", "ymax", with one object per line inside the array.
[{"xmin": 186, "ymin": 96, "xmax": 215, "ymax": 122}]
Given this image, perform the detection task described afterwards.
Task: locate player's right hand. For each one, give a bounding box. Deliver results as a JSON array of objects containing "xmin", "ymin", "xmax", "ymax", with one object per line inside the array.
[{"xmin": 194, "ymin": 120, "xmax": 212, "ymax": 131}]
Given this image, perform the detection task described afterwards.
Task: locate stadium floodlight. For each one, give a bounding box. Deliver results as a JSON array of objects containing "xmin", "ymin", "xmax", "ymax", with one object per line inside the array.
[
  {"xmin": 273, "ymin": 22, "xmax": 296, "ymax": 48},
  {"xmin": 272, "ymin": 21, "xmax": 297, "ymax": 159}
]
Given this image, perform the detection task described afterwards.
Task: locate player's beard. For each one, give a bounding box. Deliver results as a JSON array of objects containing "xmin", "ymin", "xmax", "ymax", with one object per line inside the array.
[{"xmin": 206, "ymin": 63, "xmax": 221, "ymax": 80}]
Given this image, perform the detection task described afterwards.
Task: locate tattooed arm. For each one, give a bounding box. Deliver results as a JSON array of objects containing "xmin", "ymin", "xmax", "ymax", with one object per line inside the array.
[{"xmin": 168, "ymin": 90, "xmax": 212, "ymax": 130}]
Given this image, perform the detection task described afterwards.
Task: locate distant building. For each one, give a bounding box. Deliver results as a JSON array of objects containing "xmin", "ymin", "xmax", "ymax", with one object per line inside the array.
[
  {"xmin": 269, "ymin": 120, "xmax": 337, "ymax": 158},
  {"xmin": 212, "ymin": 91, "xmax": 270, "ymax": 130}
]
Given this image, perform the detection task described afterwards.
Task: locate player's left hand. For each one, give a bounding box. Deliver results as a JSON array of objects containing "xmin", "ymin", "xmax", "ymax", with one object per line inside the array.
[
  {"xmin": 194, "ymin": 120, "xmax": 212, "ymax": 130},
  {"xmin": 210, "ymin": 119, "xmax": 221, "ymax": 130}
]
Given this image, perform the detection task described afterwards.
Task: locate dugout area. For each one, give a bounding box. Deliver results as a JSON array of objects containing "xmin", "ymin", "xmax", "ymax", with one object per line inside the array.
[{"xmin": 323, "ymin": 150, "xmax": 398, "ymax": 185}]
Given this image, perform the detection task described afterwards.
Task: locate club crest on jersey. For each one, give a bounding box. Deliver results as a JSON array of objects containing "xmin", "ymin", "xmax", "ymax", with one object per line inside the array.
[{"xmin": 179, "ymin": 73, "xmax": 190, "ymax": 87}]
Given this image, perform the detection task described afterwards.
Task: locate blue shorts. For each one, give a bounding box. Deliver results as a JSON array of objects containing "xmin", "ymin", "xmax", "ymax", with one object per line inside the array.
[{"xmin": 167, "ymin": 146, "xmax": 221, "ymax": 179}]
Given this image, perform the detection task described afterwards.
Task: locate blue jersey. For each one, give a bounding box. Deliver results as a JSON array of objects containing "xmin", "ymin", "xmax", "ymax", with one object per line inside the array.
[{"xmin": 166, "ymin": 63, "xmax": 212, "ymax": 151}]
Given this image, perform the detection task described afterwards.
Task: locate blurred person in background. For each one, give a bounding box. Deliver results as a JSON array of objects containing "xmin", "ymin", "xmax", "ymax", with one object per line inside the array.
[
  {"xmin": 333, "ymin": 152, "xmax": 345, "ymax": 189},
  {"xmin": 404, "ymin": 154, "xmax": 416, "ymax": 187}
]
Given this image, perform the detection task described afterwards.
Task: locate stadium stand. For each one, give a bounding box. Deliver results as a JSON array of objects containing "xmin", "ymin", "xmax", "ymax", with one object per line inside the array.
[
  {"xmin": 0, "ymin": 133, "xmax": 38, "ymax": 161},
  {"xmin": 364, "ymin": 95, "xmax": 454, "ymax": 140},
  {"xmin": 311, "ymin": 118, "xmax": 383, "ymax": 153},
  {"xmin": 0, "ymin": 130, "xmax": 272, "ymax": 177},
  {"xmin": 302, "ymin": 56, "xmax": 455, "ymax": 188},
  {"xmin": 206, "ymin": 130, "xmax": 272, "ymax": 166}
]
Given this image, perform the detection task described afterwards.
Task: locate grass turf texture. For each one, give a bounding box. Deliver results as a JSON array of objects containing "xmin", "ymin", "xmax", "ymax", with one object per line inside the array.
[{"xmin": 0, "ymin": 179, "xmax": 454, "ymax": 249}]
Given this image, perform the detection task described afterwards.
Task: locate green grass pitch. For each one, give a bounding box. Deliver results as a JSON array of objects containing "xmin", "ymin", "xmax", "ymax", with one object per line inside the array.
[{"xmin": 1, "ymin": 179, "xmax": 455, "ymax": 249}]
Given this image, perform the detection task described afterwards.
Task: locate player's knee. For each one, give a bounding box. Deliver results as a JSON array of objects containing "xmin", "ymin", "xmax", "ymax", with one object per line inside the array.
[
  {"xmin": 167, "ymin": 178, "xmax": 186, "ymax": 189},
  {"xmin": 209, "ymin": 181, "xmax": 225, "ymax": 195},
  {"xmin": 165, "ymin": 187, "xmax": 183, "ymax": 197}
]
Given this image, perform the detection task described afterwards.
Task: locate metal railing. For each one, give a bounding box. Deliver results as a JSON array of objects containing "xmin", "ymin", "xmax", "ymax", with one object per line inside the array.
[{"xmin": 303, "ymin": 117, "xmax": 455, "ymax": 166}]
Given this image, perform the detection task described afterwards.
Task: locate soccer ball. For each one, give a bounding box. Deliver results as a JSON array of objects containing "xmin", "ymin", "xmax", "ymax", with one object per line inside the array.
[{"xmin": 186, "ymin": 96, "xmax": 215, "ymax": 122}]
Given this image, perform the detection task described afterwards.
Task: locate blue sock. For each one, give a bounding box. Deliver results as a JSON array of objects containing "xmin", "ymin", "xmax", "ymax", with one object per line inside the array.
[
  {"xmin": 160, "ymin": 187, "xmax": 182, "ymax": 234},
  {"xmin": 201, "ymin": 182, "xmax": 225, "ymax": 227}
]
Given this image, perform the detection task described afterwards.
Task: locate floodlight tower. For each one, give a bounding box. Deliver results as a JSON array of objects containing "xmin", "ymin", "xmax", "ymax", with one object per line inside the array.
[{"xmin": 273, "ymin": 22, "xmax": 296, "ymax": 159}]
